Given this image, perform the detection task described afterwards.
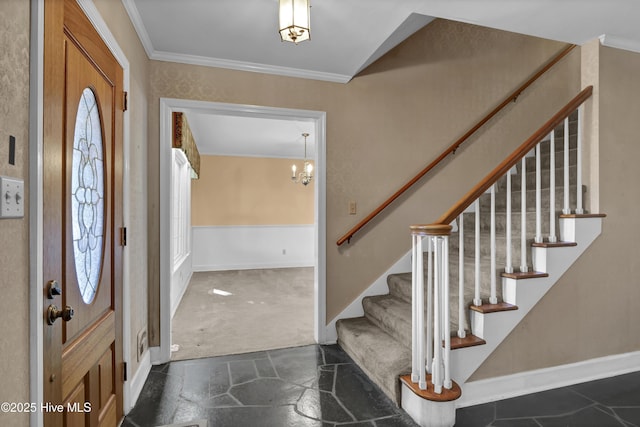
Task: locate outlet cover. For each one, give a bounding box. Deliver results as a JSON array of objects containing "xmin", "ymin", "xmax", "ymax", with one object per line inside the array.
[{"xmin": 0, "ymin": 176, "xmax": 24, "ymax": 218}]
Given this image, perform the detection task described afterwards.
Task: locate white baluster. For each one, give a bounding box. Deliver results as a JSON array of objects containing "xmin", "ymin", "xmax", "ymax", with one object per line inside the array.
[
  {"xmin": 563, "ymin": 117, "xmax": 570, "ymax": 214},
  {"xmin": 549, "ymin": 130, "xmax": 557, "ymax": 242},
  {"xmin": 505, "ymin": 168, "xmax": 513, "ymax": 274},
  {"xmin": 411, "ymin": 234, "xmax": 419, "ymax": 383},
  {"xmin": 576, "ymin": 106, "xmax": 584, "ymax": 214},
  {"xmin": 489, "ymin": 185, "xmax": 497, "ymax": 304},
  {"xmin": 474, "ymin": 200, "xmax": 481, "ymax": 306},
  {"xmin": 520, "ymin": 157, "xmax": 528, "ymax": 272},
  {"xmin": 458, "ymin": 216, "xmax": 466, "ymax": 338},
  {"xmin": 535, "ymin": 144, "xmax": 543, "ymax": 243},
  {"xmin": 432, "ymin": 237, "xmax": 442, "ymax": 394},
  {"xmin": 417, "ymin": 236, "xmax": 426, "ymax": 390},
  {"xmin": 443, "ymin": 236, "xmax": 452, "ymax": 389},
  {"xmin": 426, "ymin": 238, "xmax": 433, "ymax": 377}
]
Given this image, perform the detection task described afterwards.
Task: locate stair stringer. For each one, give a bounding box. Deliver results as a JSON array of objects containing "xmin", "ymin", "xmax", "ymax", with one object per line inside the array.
[{"xmin": 448, "ymin": 216, "xmax": 603, "ymax": 385}]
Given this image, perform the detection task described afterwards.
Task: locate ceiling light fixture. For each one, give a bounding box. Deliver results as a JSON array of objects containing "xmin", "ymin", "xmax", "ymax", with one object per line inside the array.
[
  {"xmin": 291, "ymin": 133, "xmax": 313, "ymax": 186},
  {"xmin": 279, "ymin": 0, "xmax": 310, "ymax": 44}
]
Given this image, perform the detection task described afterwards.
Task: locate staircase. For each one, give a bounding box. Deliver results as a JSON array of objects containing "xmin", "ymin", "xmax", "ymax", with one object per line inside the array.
[{"xmin": 336, "ymin": 88, "xmax": 604, "ymax": 426}]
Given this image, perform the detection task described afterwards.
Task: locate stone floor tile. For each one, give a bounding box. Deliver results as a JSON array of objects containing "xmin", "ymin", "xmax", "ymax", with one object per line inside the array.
[
  {"xmin": 492, "ymin": 419, "xmax": 541, "ymax": 427},
  {"xmin": 535, "ymin": 405, "xmax": 627, "ymax": 427},
  {"xmin": 296, "ymin": 388, "xmax": 355, "ymax": 423},
  {"xmin": 229, "ymin": 359, "xmax": 258, "ymax": 385},
  {"xmin": 455, "ymin": 402, "xmax": 495, "ymax": 427},
  {"xmin": 613, "ymin": 407, "xmax": 640, "ymax": 426},
  {"xmin": 375, "ymin": 413, "xmax": 421, "ymax": 426},
  {"xmin": 269, "ymin": 345, "xmax": 324, "ymax": 385},
  {"xmin": 230, "ymin": 377, "xmax": 306, "ymax": 405},
  {"xmin": 171, "ymin": 398, "xmax": 209, "ymax": 425},
  {"xmin": 322, "ymin": 344, "xmax": 355, "ymax": 365},
  {"xmin": 570, "ymin": 372, "xmax": 640, "ymax": 407},
  {"xmin": 206, "ymin": 404, "xmax": 323, "ymax": 427},
  {"xmin": 334, "ymin": 364, "xmax": 399, "ymax": 421},
  {"xmin": 495, "ymin": 388, "xmax": 592, "ymax": 419},
  {"xmin": 127, "ymin": 370, "xmax": 183, "ymax": 426},
  {"xmin": 203, "ymin": 393, "xmax": 241, "ymax": 407},
  {"xmin": 318, "ymin": 368, "xmax": 335, "ymax": 392},
  {"xmin": 255, "ymin": 357, "xmax": 278, "ymax": 377}
]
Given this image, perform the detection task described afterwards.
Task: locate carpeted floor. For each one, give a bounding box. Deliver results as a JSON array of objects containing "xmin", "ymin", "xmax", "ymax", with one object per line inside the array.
[{"xmin": 171, "ymin": 267, "xmax": 315, "ymax": 361}]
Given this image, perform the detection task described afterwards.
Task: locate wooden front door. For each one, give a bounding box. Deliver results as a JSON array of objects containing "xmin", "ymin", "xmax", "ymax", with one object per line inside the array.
[{"xmin": 43, "ymin": 0, "xmax": 124, "ymax": 426}]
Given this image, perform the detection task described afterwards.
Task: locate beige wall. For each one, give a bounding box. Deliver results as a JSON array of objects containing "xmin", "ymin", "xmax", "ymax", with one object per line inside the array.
[
  {"xmin": 92, "ymin": 0, "xmax": 150, "ymax": 378},
  {"xmin": 147, "ymin": 19, "xmax": 580, "ymax": 341},
  {"xmin": 0, "ymin": 1, "xmax": 30, "ymax": 425},
  {"xmin": 192, "ymin": 155, "xmax": 314, "ymax": 226},
  {"xmin": 470, "ymin": 44, "xmax": 640, "ymax": 380}
]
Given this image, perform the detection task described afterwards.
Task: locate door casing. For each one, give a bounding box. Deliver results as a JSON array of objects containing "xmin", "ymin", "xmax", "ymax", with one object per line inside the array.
[{"xmin": 153, "ymin": 98, "xmax": 327, "ymax": 364}]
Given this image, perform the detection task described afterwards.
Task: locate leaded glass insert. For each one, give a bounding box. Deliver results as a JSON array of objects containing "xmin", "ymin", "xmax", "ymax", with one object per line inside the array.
[{"xmin": 72, "ymin": 88, "xmax": 105, "ymax": 304}]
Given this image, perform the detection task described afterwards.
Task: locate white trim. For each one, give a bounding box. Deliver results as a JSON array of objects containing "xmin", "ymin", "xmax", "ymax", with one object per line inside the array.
[
  {"xmin": 192, "ymin": 224, "xmax": 314, "ymax": 229},
  {"xmin": 120, "ymin": 0, "xmax": 155, "ymax": 59},
  {"xmin": 29, "ymin": 1, "xmax": 45, "ymax": 426},
  {"xmin": 170, "ymin": 254, "xmax": 193, "ymax": 319},
  {"xmin": 75, "ymin": 0, "xmax": 134, "ymax": 414},
  {"xmin": 31, "ymin": 0, "xmax": 134, "ymax": 421},
  {"xmin": 151, "ymin": 51, "xmax": 351, "ymax": 84},
  {"xmin": 458, "ymin": 351, "xmax": 640, "ymax": 408},
  {"xmin": 120, "ymin": 0, "xmax": 350, "ymax": 84},
  {"xmin": 194, "ymin": 261, "xmax": 315, "ymax": 272},
  {"xmin": 127, "ymin": 350, "xmax": 152, "ymax": 410},
  {"xmin": 157, "ymin": 99, "xmax": 327, "ymax": 365},
  {"xmin": 324, "ymin": 250, "xmax": 412, "ymax": 343},
  {"xmin": 599, "ymin": 33, "xmax": 640, "ymax": 54}
]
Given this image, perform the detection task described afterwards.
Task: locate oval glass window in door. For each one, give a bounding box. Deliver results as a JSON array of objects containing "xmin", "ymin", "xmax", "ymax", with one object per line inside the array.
[{"xmin": 71, "ymin": 88, "xmax": 105, "ymax": 304}]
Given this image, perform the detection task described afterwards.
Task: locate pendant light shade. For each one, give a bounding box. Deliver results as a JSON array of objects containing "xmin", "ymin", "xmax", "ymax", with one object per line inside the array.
[{"xmin": 279, "ymin": 0, "xmax": 310, "ymax": 44}]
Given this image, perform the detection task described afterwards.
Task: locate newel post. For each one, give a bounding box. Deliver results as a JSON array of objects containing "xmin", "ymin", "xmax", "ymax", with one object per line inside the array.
[{"xmin": 403, "ymin": 223, "xmax": 460, "ymax": 427}]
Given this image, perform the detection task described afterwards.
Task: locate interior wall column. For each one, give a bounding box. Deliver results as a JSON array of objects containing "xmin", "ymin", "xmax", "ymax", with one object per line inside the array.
[{"xmin": 580, "ymin": 38, "xmax": 601, "ymax": 213}]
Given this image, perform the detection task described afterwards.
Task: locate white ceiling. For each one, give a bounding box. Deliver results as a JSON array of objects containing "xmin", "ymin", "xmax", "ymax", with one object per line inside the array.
[
  {"xmin": 123, "ymin": 0, "xmax": 640, "ymax": 158},
  {"xmin": 185, "ymin": 113, "xmax": 316, "ymax": 159}
]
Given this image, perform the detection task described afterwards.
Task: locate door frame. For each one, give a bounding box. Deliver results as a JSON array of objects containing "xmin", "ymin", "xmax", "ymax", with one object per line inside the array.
[
  {"xmin": 154, "ymin": 98, "xmax": 327, "ymax": 364},
  {"xmin": 29, "ymin": 0, "xmax": 133, "ymax": 425}
]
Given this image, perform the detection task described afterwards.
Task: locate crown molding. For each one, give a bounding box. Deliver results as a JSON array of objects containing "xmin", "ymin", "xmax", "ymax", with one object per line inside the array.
[
  {"xmin": 121, "ymin": 0, "xmax": 158, "ymax": 59},
  {"xmin": 599, "ymin": 33, "xmax": 640, "ymax": 54},
  {"xmin": 150, "ymin": 50, "xmax": 352, "ymax": 83}
]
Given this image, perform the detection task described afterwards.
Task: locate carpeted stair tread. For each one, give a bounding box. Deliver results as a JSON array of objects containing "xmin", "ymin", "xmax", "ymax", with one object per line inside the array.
[
  {"xmin": 336, "ymin": 316, "xmax": 411, "ymax": 405},
  {"xmin": 363, "ymin": 294, "xmax": 412, "ymax": 347}
]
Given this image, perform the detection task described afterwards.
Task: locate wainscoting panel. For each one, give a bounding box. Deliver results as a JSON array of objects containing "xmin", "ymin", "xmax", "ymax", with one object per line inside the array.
[{"xmin": 192, "ymin": 225, "xmax": 315, "ymax": 271}]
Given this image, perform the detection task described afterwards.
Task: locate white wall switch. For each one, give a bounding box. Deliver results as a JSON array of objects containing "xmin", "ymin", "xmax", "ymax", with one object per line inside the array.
[{"xmin": 0, "ymin": 176, "xmax": 24, "ymax": 218}]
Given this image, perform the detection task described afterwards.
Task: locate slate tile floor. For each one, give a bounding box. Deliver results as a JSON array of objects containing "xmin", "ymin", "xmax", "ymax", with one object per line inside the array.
[
  {"xmin": 455, "ymin": 371, "xmax": 640, "ymax": 427},
  {"xmin": 122, "ymin": 344, "xmax": 419, "ymax": 427}
]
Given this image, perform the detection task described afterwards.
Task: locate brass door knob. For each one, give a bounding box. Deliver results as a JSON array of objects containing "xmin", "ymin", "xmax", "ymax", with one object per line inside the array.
[{"xmin": 47, "ymin": 305, "xmax": 74, "ymax": 325}]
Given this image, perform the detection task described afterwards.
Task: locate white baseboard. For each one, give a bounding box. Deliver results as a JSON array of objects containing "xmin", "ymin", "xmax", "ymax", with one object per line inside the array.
[
  {"xmin": 457, "ymin": 350, "xmax": 640, "ymax": 408},
  {"xmin": 324, "ymin": 250, "xmax": 412, "ymax": 343},
  {"xmin": 124, "ymin": 350, "xmax": 152, "ymax": 414},
  {"xmin": 193, "ymin": 260, "xmax": 314, "ymax": 272}
]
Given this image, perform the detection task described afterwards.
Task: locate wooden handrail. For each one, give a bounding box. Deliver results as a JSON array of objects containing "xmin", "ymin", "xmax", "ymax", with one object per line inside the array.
[
  {"xmin": 432, "ymin": 85, "xmax": 593, "ymax": 227},
  {"xmin": 336, "ymin": 44, "xmax": 577, "ymax": 246}
]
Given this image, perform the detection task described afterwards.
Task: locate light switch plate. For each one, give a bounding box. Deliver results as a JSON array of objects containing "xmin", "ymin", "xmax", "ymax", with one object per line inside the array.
[{"xmin": 0, "ymin": 176, "xmax": 24, "ymax": 218}]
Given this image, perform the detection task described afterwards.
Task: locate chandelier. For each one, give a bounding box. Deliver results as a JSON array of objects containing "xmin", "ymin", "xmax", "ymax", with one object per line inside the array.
[
  {"xmin": 291, "ymin": 133, "xmax": 313, "ymax": 186},
  {"xmin": 279, "ymin": 0, "xmax": 310, "ymax": 44}
]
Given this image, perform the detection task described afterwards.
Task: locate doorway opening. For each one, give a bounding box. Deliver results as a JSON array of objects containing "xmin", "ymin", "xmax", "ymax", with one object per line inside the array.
[{"xmin": 157, "ymin": 99, "xmax": 326, "ymax": 363}]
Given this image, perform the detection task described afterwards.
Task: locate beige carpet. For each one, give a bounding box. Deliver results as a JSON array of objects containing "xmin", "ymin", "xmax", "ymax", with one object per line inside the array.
[{"xmin": 171, "ymin": 267, "xmax": 315, "ymax": 361}]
